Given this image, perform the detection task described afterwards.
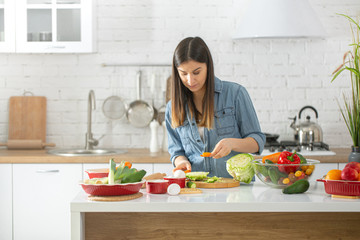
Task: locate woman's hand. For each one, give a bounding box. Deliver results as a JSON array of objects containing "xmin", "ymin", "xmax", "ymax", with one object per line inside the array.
[
  {"xmin": 173, "ymin": 156, "xmax": 192, "ymax": 173},
  {"xmin": 211, "ymin": 138, "xmax": 233, "ymax": 159},
  {"xmin": 211, "ymin": 137, "xmax": 259, "ymax": 159}
]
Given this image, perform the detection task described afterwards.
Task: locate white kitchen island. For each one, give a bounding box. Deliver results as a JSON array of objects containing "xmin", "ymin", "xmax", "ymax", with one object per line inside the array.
[{"xmin": 71, "ymin": 181, "xmax": 360, "ymax": 240}]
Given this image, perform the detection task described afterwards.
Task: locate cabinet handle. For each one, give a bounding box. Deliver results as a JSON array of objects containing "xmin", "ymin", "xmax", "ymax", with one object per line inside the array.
[
  {"xmin": 46, "ymin": 45, "xmax": 66, "ymax": 49},
  {"xmin": 36, "ymin": 170, "xmax": 60, "ymax": 173}
]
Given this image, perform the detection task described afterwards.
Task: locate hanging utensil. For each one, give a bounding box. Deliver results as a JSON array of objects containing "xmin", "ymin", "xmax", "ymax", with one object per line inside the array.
[
  {"xmin": 102, "ymin": 69, "xmax": 127, "ymax": 120},
  {"xmin": 150, "ymin": 73, "xmax": 158, "ymax": 121},
  {"xmin": 157, "ymin": 74, "xmax": 171, "ymax": 124},
  {"xmin": 126, "ymin": 71, "xmax": 154, "ymax": 128}
]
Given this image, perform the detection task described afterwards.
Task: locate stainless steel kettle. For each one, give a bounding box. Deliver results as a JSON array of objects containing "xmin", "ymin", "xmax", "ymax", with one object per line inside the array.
[{"xmin": 289, "ymin": 106, "xmax": 323, "ymax": 145}]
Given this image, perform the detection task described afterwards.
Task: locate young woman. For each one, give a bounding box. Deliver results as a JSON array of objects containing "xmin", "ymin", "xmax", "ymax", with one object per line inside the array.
[{"xmin": 165, "ymin": 37, "xmax": 265, "ymax": 177}]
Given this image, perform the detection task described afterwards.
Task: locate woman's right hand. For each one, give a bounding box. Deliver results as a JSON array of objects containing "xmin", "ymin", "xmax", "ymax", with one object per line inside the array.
[{"xmin": 173, "ymin": 157, "xmax": 192, "ymax": 173}]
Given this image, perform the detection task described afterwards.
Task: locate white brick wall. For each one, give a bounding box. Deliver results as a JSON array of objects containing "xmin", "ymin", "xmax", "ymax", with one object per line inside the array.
[{"xmin": 0, "ymin": 0, "xmax": 359, "ymax": 150}]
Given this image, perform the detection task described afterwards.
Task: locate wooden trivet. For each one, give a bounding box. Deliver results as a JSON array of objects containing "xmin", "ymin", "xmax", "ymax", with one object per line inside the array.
[
  {"xmin": 88, "ymin": 192, "xmax": 143, "ymax": 201},
  {"xmin": 331, "ymin": 194, "xmax": 360, "ymax": 199},
  {"xmin": 180, "ymin": 188, "xmax": 202, "ymax": 194}
]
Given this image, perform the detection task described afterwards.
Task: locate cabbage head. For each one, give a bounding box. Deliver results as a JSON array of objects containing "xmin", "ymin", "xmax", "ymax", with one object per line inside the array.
[{"xmin": 226, "ymin": 153, "xmax": 255, "ymax": 184}]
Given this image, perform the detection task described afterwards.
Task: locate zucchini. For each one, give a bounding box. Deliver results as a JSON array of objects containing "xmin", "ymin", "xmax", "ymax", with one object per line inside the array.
[
  {"xmin": 282, "ymin": 179, "xmax": 310, "ymax": 194},
  {"xmin": 121, "ymin": 170, "xmax": 147, "ymax": 183}
]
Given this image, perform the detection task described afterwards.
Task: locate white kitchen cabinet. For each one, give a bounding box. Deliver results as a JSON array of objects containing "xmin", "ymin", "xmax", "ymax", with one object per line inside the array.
[
  {"xmin": 1, "ymin": 0, "xmax": 95, "ymax": 53},
  {"xmin": 13, "ymin": 163, "xmax": 82, "ymax": 240},
  {"xmin": 0, "ymin": 164, "xmax": 12, "ymax": 240},
  {"xmin": 0, "ymin": 0, "xmax": 16, "ymax": 52}
]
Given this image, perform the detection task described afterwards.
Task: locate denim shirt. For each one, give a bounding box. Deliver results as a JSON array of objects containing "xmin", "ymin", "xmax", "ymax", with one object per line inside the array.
[{"xmin": 165, "ymin": 77, "xmax": 265, "ymax": 178}]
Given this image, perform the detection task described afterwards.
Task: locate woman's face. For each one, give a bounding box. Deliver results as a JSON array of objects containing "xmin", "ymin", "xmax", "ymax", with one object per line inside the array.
[{"xmin": 177, "ymin": 60, "xmax": 207, "ymax": 94}]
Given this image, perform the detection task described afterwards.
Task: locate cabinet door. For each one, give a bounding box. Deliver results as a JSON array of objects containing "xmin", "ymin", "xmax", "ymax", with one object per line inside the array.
[
  {"xmin": 0, "ymin": 164, "xmax": 12, "ymax": 240},
  {"xmin": 15, "ymin": 0, "xmax": 95, "ymax": 53},
  {"xmin": 13, "ymin": 163, "xmax": 82, "ymax": 240},
  {"xmin": 0, "ymin": 0, "xmax": 15, "ymax": 52}
]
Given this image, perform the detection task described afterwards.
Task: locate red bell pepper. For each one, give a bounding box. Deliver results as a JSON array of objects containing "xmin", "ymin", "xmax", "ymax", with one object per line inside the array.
[{"xmin": 277, "ymin": 151, "xmax": 301, "ymax": 173}]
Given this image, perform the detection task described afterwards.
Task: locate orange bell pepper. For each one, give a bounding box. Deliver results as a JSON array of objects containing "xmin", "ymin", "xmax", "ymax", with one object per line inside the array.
[{"xmin": 262, "ymin": 152, "xmax": 281, "ymax": 163}]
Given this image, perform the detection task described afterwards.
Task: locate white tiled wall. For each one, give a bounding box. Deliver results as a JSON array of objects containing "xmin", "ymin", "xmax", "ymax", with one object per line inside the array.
[{"xmin": 0, "ymin": 0, "xmax": 359, "ymax": 150}]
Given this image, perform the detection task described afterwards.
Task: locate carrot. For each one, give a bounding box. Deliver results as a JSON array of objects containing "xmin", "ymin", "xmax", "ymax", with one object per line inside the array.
[
  {"xmin": 262, "ymin": 152, "xmax": 281, "ymax": 163},
  {"xmin": 200, "ymin": 152, "xmax": 211, "ymax": 157},
  {"xmin": 124, "ymin": 161, "xmax": 132, "ymax": 169},
  {"xmin": 184, "ymin": 169, "xmax": 191, "ymax": 173}
]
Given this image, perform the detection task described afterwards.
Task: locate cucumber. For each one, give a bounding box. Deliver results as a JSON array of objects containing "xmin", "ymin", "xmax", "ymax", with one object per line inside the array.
[
  {"xmin": 206, "ymin": 176, "xmax": 219, "ymax": 183},
  {"xmin": 186, "ymin": 181, "xmax": 196, "ymax": 188},
  {"xmin": 186, "ymin": 172, "xmax": 209, "ymax": 181},
  {"xmin": 268, "ymin": 167, "xmax": 280, "ymax": 184},
  {"xmin": 282, "ymin": 179, "xmax": 310, "ymax": 194}
]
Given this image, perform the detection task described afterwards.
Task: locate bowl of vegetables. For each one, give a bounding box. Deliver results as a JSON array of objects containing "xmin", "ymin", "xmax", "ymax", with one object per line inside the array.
[
  {"xmin": 80, "ymin": 159, "xmax": 146, "ymax": 196},
  {"xmin": 253, "ymin": 151, "xmax": 320, "ymax": 189},
  {"xmin": 80, "ymin": 180, "xmax": 145, "ymax": 196}
]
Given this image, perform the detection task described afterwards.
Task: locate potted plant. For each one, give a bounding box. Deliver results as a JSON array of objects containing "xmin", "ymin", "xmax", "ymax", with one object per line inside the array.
[{"xmin": 332, "ymin": 14, "xmax": 360, "ymax": 162}]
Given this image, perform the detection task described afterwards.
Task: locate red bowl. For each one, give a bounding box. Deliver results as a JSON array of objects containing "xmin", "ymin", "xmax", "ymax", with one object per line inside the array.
[
  {"xmin": 146, "ymin": 180, "xmax": 169, "ymax": 194},
  {"xmin": 164, "ymin": 177, "xmax": 186, "ymax": 188},
  {"xmin": 85, "ymin": 168, "xmax": 109, "ymax": 179},
  {"xmin": 317, "ymin": 179, "xmax": 360, "ymax": 196},
  {"xmin": 80, "ymin": 180, "xmax": 144, "ymax": 196}
]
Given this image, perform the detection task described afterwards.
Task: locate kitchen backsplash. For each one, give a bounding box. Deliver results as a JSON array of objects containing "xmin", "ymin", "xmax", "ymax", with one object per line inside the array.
[{"xmin": 0, "ymin": 0, "xmax": 359, "ymax": 149}]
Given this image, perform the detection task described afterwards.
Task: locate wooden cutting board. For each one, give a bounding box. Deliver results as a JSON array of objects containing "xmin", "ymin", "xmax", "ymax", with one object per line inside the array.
[
  {"xmin": 8, "ymin": 96, "xmax": 47, "ymax": 142},
  {"xmin": 189, "ymin": 178, "xmax": 240, "ymax": 188}
]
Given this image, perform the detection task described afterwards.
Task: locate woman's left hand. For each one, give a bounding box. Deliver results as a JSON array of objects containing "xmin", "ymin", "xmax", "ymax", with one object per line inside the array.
[{"xmin": 211, "ymin": 138, "xmax": 233, "ymax": 159}]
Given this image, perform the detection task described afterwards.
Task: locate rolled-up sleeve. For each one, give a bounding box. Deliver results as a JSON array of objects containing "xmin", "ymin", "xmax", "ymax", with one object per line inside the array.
[
  {"xmin": 235, "ymin": 86, "xmax": 266, "ymax": 154},
  {"xmin": 165, "ymin": 101, "xmax": 186, "ymax": 165}
]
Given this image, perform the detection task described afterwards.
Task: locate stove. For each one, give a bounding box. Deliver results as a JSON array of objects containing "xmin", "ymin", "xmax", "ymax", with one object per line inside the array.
[{"xmin": 261, "ymin": 140, "xmax": 336, "ymax": 156}]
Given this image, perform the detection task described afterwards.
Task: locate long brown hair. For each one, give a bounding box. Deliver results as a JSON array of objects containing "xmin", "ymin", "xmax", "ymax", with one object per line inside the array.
[{"xmin": 171, "ymin": 37, "xmax": 215, "ymax": 129}]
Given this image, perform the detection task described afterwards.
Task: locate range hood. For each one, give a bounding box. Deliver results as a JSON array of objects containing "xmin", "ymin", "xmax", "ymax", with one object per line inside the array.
[{"xmin": 233, "ymin": 0, "xmax": 326, "ymax": 39}]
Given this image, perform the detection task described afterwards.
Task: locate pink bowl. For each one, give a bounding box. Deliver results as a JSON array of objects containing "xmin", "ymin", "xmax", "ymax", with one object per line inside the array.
[
  {"xmin": 146, "ymin": 180, "xmax": 169, "ymax": 194},
  {"xmin": 85, "ymin": 168, "xmax": 109, "ymax": 179},
  {"xmin": 163, "ymin": 177, "xmax": 186, "ymax": 188},
  {"xmin": 80, "ymin": 181, "xmax": 144, "ymax": 196}
]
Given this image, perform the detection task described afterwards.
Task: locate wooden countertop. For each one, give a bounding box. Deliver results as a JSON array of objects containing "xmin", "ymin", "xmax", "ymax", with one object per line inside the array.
[
  {"xmin": 0, "ymin": 148, "xmax": 351, "ymax": 164},
  {"xmin": 0, "ymin": 148, "xmax": 171, "ymax": 164}
]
